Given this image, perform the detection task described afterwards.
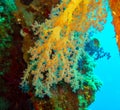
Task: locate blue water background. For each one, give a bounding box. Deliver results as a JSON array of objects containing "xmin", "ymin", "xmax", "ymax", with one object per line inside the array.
[{"xmin": 89, "ymin": 10, "xmax": 120, "ymax": 110}]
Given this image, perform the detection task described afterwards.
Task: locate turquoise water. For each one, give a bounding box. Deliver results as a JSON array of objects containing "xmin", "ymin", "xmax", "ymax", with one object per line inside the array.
[{"xmin": 89, "ymin": 10, "xmax": 120, "ymax": 110}]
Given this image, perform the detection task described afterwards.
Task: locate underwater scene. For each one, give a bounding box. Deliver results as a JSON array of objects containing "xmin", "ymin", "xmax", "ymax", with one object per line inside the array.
[{"xmin": 0, "ymin": 0, "xmax": 120, "ymax": 110}]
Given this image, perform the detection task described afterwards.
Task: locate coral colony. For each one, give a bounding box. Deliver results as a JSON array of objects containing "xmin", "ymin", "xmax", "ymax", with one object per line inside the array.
[
  {"xmin": 0, "ymin": 0, "xmax": 119, "ymax": 110},
  {"xmin": 20, "ymin": 0, "xmax": 107, "ymax": 109}
]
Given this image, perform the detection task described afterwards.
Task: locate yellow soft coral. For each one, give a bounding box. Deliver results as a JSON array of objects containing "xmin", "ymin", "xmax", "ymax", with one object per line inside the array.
[{"xmin": 21, "ymin": 0, "xmax": 107, "ymax": 98}]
